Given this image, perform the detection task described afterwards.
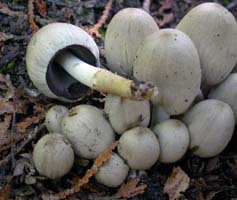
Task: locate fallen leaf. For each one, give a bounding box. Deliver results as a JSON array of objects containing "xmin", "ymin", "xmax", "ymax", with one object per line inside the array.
[
  {"xmin": 157, "ymin": 13, "xmax": 174, "ymax": 27},
  {"xmin": 114, "ymin": 177, "xmax": 147, "ymax": 199},
  {"xmin": 0, "ymin": 32, "xmax": 14, "ymax": 42},
  {"xmin": 196, "ymin": 191, "xmax": 221, "ymax": 200},
  {"xmin": 36, "ymin": 0, "xmax": 47, "ymax": 17},
  {"xmin": 164, "ymin": 167, "xmax": 190, "ymax": 200},
  {"xmin": 0, "ymin": 184, "xmax": 11, "ymax": 200},
  {"xmin": 16, "ymin": 116, "xmax": 40, "ymax": 132}
]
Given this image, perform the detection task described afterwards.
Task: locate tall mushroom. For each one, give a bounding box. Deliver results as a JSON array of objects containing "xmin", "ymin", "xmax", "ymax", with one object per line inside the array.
[
  {"xmin": 105, "ymin": 8, "xmax": 159, "ymax": 76},
  {"xmin": 133, "ymin": 29, "xmax": 201, "ymax": 115},
  {"xmin": 177, "ymin": 3, "xmax": 237, "ymax": 87},
  {"xmin": 26, "ymin": 23, "xmax": 158, "ymax": 102}
]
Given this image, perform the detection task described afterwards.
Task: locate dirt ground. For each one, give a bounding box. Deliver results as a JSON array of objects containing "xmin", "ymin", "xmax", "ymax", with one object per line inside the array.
[{"xmin": 0, "ymin": 0, "xmax": 237, "ymax": 199}]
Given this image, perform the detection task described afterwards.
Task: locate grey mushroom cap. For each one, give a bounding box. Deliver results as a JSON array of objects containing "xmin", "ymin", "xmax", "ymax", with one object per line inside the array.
[
  {"xmin": 33, "ymin": 133, "xmax": 74, "ymax": 179},
  {"xmin": 133, "ymin": 28, "xmax": 201, "ymax": 115},
  {"xmin": 26, "ymin": 23, "xmax": 99, "ymax": 101},
  {"xmin": 104, "ymin": 95, "xmax": 150, "ymax": 134},
  {"xmin": 105, "ymin": 8, "xmax": 159, "ymax": 76},
  {"xmin": 95, "ymin": 153, "xmax": 129, "ymax": 188},
  {"xmin": 177, "ymin": 3, "xmax": 237, "ymax": 86},
  {"xmin": 182, "ymin": 99, "xmax": 235, "ymax": 158},
  {"xmin": 208, "ymin": 73, "xmax": 237, "ymax": 124},
  {"xmin": 61, "ymin": 105, "xmax": 115, "ymax": 159},
  {"xmin": 118, "ymin": 127, "xmax": 160, "ymax": 170},
  {"xmin": 45, "ymin": 105, "xmax": 69, "ymax": 133},
  {"xmin": 153, "ymin": 119, "xmax": 190, "ymax": 163}
]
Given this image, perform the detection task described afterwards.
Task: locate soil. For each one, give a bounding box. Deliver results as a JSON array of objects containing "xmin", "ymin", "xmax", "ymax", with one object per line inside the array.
[{"xmin": 0, "ymin": 0, "xmax": 237, "ymax": 199}]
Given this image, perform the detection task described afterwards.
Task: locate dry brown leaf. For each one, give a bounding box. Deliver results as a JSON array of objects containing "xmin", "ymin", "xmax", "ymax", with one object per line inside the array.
[
  {"xmin": 36, "ymin": 0, "xmax": 47, "ymax": 17},
  {"xmin": 16, "ymin": 116, "xmax": 40, "ymax": 132},
  {"xmin": 0, "ymin": 3, "xmax": 24, "ymax": 17},
  {"xmin": 28, "ymin": 0, "xmax": 39, "ymax": 33},
  {"xmin": 158, "ymin": 13, "xmax": 174, "ymax": 27},
  {"xmin": 164, "ymin": 167, "xmax": 190, "ymax": 200},
  {"xmin": 114, "ymin": 177, "xmax": 147, "ymax": 199},
  {"xmin": 157, "ymin": 0, "xmax": 174, "ymax": 27},
  {"xmin": 43, "ymin": 142, "xmax": 118, "ymax": 200},
  {"xmin": 143, "ymin": 0, "xmax": 151, "ymax": 13},
  {"xmin": 0, "ymin": 184, "xmax": 11, "ymax": 200},
  {"xmin": 86, "ymin": 0, "xmax": 113, "ymax": 38},
  {"xmin": 196, "ymin": 191, "xmax": 221, "ymax": 200}
]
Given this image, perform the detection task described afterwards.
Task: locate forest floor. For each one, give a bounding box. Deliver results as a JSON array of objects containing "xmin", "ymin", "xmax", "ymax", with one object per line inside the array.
[{"xmin": 0, "ymin": 0, "xmax": 237, "ymax": 199}]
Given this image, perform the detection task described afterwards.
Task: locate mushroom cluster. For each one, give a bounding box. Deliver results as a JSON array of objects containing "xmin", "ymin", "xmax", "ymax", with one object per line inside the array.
[{"xmin": 29, "ymin": 2, "xmax": 237, "ymax": 188}]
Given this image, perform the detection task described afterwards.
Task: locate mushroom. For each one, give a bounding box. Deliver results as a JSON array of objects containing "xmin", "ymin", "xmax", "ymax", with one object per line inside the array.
[
  {"xmin": 177, "ymin": 3, "xmax": 237, "ymax": 87},
  {"xmin": 61, "ymin": 104, "xmax": 115, "ymax": 159},
  {"xmin": 45, "ymin": 105, "xmax": 68, "ymax": 133},
  {"xmin": 182, "ymin": 99, "xmax": 235, "ymax": 158},
  {"xmin": 26, "ymin": 23, "xmax": 158, "ymax": 102},
  {"xmin": 150, "ymin": 105, "xmax": 170, "ymax": 127},
  {"xmin": 153, "ymin": 119, "xmax": 189, "ymax": 163},
  {"xmin": 104, "ymin": 94, "xmax": 150, "ymax": 134},
  {"xmin": 118, "ymin": 127, "xmax": 160, "ymax": 170},
  {"xmin": 33, "ymin": 133, "xmax": 74, "ymax": 179},
  {"xmin": 105, "ymin": 8, "xmax": 159, "ymax": 76},
  {"xmin": 208, "ymin": 73, "xmax": 237, "ymax": 123},
  {"xmin": 133, "ymin": 28, "xmax": 201, "ymax": 115},
  {"xmin": 95, "ymin": 153, "xmax": 129, "ymax": 188}
]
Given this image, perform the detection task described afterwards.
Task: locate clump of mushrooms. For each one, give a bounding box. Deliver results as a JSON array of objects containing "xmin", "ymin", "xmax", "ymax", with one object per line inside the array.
[
  {"xmin": 104, "ymin": 95, "xmax": 150, "ymax": 134},
  {"xmin": 105, "ymin": 8, "xmax": 159, "ymax": 76},
  {"xmin": 182, "ymin": 99, "xmax": 235, "ymax": 158},
  {"xmin": 208, "ymin": 73, "xmax": 237, "ymax": 123},
  {"xmin": 177, "ymin": 3, "xmax": 237, "ymax": 87},
  {"xmin": 153, "ymin": 119, "xmax": 190, "ymax": 163},
  {"xmin": 33, "ymin": 133, "xmax": 74, "ymax": 179},
  {"xmin": 95, "ymin": 153, "xmax": 129, "ymax": 188},
  {"xmin": 133, "ymin": 28, "xmax": 201, "ymax": 115},
  {"xmin": 118, "ymin": 127, "xmax": 160, "ymax": 170},
  {"xmin": 61, "ymin": 104, "xmax": 115, "ymax": 159},
  {"xmin": 45, "ymin": 105, "xmax": 68, "ymax": 133},
  {"xmin": 26, "ymin": 23, "xmax": 158, "ymax": 102}
]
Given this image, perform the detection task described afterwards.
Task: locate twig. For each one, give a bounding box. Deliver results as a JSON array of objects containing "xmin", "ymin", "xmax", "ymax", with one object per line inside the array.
[
  {"xmin": 86, "ymin": 0, "xmax": 113, "ymax": 38},
  {"xmin": 28, "ymin": 0, "xmax": 39, "ymax": 33},
  {"xmin": 143, "ymin": 0, "xmax": 151, "ymax": 13}
]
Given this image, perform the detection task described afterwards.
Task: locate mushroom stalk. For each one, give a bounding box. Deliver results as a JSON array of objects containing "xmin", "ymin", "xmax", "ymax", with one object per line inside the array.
[{"xmin": 55, "ymin": 51, "xmax": 158, "ymax": 100}]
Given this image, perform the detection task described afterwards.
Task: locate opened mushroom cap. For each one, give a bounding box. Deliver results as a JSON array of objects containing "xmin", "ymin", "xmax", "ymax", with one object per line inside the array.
[
  {"xmin": 26, "ymin": 23, "xmax": 99, "ymax": 101},
  {"xmin": 133, "ymin": 28, "xmax": 201, "ymax": 115},
  {"xmin": 105, "ymin": 8, "xmax": 159, "ymax": 76},
  {"xmin": 177, "ymin": 3, "xmax": 237, "ymax": 86}
]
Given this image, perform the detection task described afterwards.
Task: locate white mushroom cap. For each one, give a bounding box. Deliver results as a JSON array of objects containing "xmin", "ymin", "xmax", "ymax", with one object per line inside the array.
[
  {"xmin": 104, "ymin": 95, "xmax": 150, "ymax": 134},
  {"xmin": 177, "ymin": 3, "xmax": 237, "ymax": 86},
  {"xmin": 153, "ymin": 119, "xmax": 190, "ymax": 163},
  {"xmin": 26, "ymin": 23, "xmax": 99, "ymax": 101},
  {"xmin": 105, "ymin": 8, "xmax": 159, "ymax": 76},
  {"xmin": 208, "ymin": 73, "xmax": 237, "ymax": 124},
  {"xmin": 133, "ymin": 28, "xmax": 201, "ymax": 115},
  {"xmin": 118, "ymin": 127, "xmax": 160, "ymax": 170},
  {"xmin": 33, "ymin": 133, "xmax": 74, "ymax": 179},
  {"xmin": 45, "ymin": 105, "xmax": 68, "ymax": 133},
  {"xmin": 95, "ymin": 153, "xmax": 129, "ymax": 188},
  {"xmin": 182, "ymin": 99, "xmax": 235, "ymax": 158},
  {"xmin": 61, "ymin": 105, "xmax": 115, "ymax": 159}
]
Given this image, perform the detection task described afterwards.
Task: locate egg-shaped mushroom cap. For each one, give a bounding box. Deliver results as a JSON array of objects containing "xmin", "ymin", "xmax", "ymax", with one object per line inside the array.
[
  {"xmin": 133, "ymin": 29, "xmax": 201, "ymax": 115},
  {"xmin": 105, "ymin": 8, "xmax": 159, "ymax": 76},
  {"xmin": 104, "ymin": 95, "xmax": 150, "ymax": 134},
  {"xmin": 61, "ymin": 105, "xmax": 115, "ymax": 159},
  {"xmin": 33, "ymin": 133, "xmax": 74, "ymax": 179},
  {"xmin": 45, "ymin": 105, "xmax": 68, "ymax": 133},
  {"xmin": 177, "ymin": 3, "xmax": 237, "ymax": 86},
  {"xmin": 95, "ymin": 153, "xmax": 129, "ymax": 188},
  {"xmin": 118, "ymin": 127, "xmax": 160, "ymax": 170},
  {"xmin": 208, "ymin": 73, "xmax": 237, "ymax": 124},
  {"xmin": 153, "ymin": 119, "xmax": 189, "ymax": 163},
  {"xmin": 182, "ymin": 99, "xmax": 235, "ymax": 158},
  {"xmin": 26, "ymin": 23, "xmax": 99, "ymax": 101}
]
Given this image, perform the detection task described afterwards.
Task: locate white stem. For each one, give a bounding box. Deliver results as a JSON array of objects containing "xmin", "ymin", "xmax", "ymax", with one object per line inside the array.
[
  {"xmin": 55, "ymin": 51, "xmax": 159, "ymax": 101},
  {"xmin": 55, "ymin": 51, "xmax": 100, "ymax": 88}
]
